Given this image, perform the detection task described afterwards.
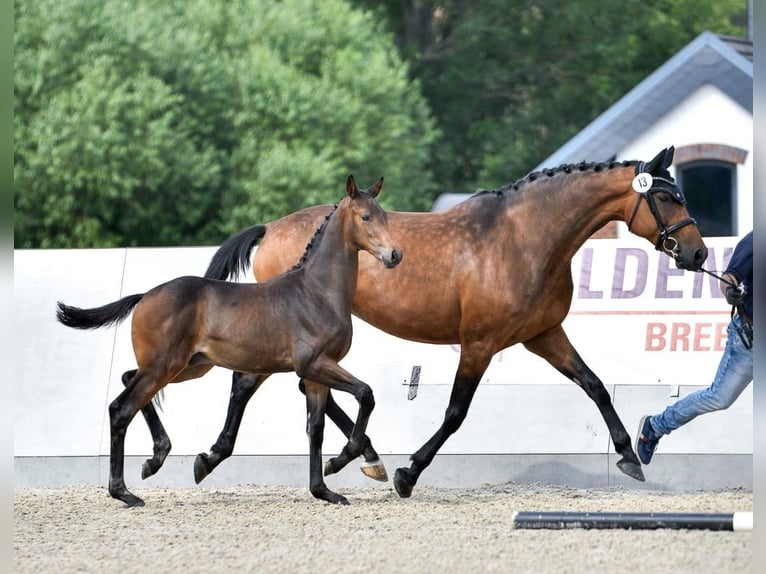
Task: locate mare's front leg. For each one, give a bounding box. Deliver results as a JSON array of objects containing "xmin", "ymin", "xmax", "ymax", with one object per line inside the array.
[
  {"xmin": 194, "ymin": 371, "xmax": 270, "ymax": 484},
  {"xmin": 304, "ymin": 381, "xmax": 348, "ymax": 504},
  {"xmin": 523, "ymin": 325, "xmax": 644, "ymax": 481},
  {"xmin": 121, "ymin": 370, "xmax": 172, "ymax": 480},
  {"xmin": 394, "ymin": 341, "xmax": 493, "ymax": 498},
  {"xmin": 298, "ymin": 379, "xmax": 388, "ymax": 481}
]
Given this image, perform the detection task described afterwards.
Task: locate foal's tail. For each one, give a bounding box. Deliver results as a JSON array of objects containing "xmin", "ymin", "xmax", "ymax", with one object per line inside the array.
[
  {"xmin": 56, "ymin": 293, "xmax": 144, "ymax": 330},
  {"xmin": 204, "ymin": 224, "xmax": 267, "ymax": 281}
]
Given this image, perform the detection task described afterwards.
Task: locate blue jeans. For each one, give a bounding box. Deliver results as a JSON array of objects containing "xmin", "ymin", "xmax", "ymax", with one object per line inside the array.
[{"xmin": 650, "ymin": 314, "xmax": 753, "ymax": 437}]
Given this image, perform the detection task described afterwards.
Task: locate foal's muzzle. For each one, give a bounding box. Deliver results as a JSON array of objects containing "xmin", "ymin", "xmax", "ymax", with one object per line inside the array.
[{"xmin": 383, "ymin": 248, "xmax": 402, "ymax": 268}]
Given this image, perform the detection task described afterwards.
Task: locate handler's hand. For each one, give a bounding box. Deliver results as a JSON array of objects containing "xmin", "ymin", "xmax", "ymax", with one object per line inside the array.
[{"xmin": 725, "ymin": 284, "xmax": 744, "ymax": 306}]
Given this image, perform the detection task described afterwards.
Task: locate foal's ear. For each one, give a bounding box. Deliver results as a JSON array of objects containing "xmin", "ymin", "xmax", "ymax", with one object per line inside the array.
[
  {"xmin": 346, "ymin": 175, "xmax": 359, "ymax": 198},
  {"xmin": 368, "ymin": 177, "xmax": 384, "ymax": 198}
]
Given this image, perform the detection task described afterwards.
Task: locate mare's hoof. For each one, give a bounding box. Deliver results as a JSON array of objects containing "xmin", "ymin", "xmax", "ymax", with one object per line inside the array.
[
  {"xmin": 194, "ymin": 453, "xmax": 211, "ymax": 484},
  {"xmin": 360, "ymin": 459, "xmax": 388, "ymax": 482},
  {"xmin": 617, "ymin": 458, "xmax": 645, "ymax": 482},
  {"xmin": 324, "ymin": 459, "xmax": 336, "ymax": 477},
  {"xmin": 393, "ymin": 467, "xmax": 414, "ymax": 498}
]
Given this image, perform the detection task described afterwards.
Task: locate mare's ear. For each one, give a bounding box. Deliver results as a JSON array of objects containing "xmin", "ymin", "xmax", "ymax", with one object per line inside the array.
[
  {"xmin": 662, "ymin": 146, "xmax": 675, "ymax": 169},
  {"xmin": 346, "ymin": 175, "xmax": 358, "ymax": 198},
  {"xmin": 644, "ymin": 146, "xmax": 675, "ymax": 173},
  {"xmin": 644, "ymin": 148, "xmax": 668, "ymax": 174},
  {"xmin": 368, "ymin": 177, "xmax": 384, "ymax": 198}
]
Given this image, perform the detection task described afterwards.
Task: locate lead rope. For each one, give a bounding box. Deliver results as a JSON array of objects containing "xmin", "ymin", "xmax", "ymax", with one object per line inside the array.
[{"xmin": 696, "ymin": 267, "xmax": 752, "ymax": 349}]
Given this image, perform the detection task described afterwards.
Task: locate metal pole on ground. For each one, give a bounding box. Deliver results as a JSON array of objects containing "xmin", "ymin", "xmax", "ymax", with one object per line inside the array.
[{"xmin": 511, "ymin": 511, "xmax": 753, "ymax": 531}]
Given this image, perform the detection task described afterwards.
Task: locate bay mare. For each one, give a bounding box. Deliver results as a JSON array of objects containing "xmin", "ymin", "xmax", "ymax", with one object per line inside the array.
[{"xmin": 56, "ymin": 176, "xmax": 402, "ymax": 506}]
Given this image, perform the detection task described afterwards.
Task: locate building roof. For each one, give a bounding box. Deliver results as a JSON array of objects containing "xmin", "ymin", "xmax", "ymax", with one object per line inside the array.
[{"xmin": 533, "ymin": 31, "xmax": 753, "ymax": 170}]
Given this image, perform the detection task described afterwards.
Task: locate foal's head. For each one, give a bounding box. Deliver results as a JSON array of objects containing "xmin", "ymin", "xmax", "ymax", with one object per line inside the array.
[
  {"xmin": 341, "ymin": 175, "xmax": 402, "ymax": 268},
  {"xmin": 625, "ymin": 147, "xmax": 707, "ymax": 270}
]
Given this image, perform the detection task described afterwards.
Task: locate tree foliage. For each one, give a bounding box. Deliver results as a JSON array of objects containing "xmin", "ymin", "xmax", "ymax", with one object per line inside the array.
[
  {"xmin": 15, "ymin": 0, "xmax": 747, "ymax": 247},
  {"xmin": 14, "ymin": 0, "xmax": 438, "ymax": 247},
  {"xmin": 355, "ymin": 0, "xmax": 747, "ymax": 192}
]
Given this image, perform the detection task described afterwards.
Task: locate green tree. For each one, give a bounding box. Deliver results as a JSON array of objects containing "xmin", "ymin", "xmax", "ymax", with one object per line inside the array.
[
  {"xmin": 354, "ymin": 0, "xmax": 747, "ymax": 193},
  {"xmin": 14, "ymin": 0, "xmax": 438, "ymax": 247}
]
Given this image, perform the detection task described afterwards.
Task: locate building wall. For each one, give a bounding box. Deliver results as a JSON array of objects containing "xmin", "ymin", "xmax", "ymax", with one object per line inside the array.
[{"xmin": 618, "ymin": 83, "xmax": 753, "ymax": 237}]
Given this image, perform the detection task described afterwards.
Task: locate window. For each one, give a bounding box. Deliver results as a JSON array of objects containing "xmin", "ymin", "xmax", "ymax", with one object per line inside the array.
[
  {"xmin": 672, "ymin": 144, "xmax": 747, "ymax": 237},
  {"xmin": 677, "ymin": 161, "xmax": 736, "ymax": 237}
]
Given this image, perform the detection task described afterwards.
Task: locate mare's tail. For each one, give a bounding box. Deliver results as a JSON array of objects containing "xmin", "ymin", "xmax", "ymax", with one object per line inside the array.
[
  {"xmin": 204, "ymin": 224, "xmax": 267, "ymax": 281},
  {"xmin": 56, "ymin": 294, "xmax": 144, "ymax": 330}
]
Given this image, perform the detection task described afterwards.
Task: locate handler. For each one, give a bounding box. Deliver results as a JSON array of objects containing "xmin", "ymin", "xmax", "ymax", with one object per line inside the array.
[{"xmin": 636, "ymin": 230, "xmax": 753, "ymax": 464}]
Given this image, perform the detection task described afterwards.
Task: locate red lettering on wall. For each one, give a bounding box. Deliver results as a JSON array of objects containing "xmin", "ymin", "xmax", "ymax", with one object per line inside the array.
[
  {"xmin": 645, "ymin": 322, "xmax": 729, "ymax": 351},
  {"xmin": 645, "ymin": 323, "xmax": 666, "ymax": 351},
  {"xmin": 670, "ymin": 323, "xmax": 691, "ymax": 351}
]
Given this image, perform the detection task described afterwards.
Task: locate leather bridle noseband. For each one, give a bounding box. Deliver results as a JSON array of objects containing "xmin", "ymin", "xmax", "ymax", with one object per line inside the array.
[{"xmin": 626, "ymin": 161, "xmax": 698, "ymax": 257}]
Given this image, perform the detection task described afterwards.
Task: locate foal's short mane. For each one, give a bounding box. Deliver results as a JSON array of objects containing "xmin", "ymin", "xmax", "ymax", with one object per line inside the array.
[
  {"xmin": 292, "ymin": 204, "xmax": 339, "ymax": 270},
  {"xmin": 473, "ymin": 158, "xmax": 639, "ymax": 198}
]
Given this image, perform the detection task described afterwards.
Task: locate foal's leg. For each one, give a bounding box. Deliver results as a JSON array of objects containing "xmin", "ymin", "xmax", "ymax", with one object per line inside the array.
[
  {"xmin": 301, "ymin": 358, "xmax": 375, "ymax": 478},
  {"xmin": 120, "ymin": 369, "xmax": 172, "ymax": 480},
  {"xmin": 109, "ymin": 370, "xmax": 166, "ymax": 507},
  {"xmin": 393, "ymin": 341, "xmax": 493, "ymax": 498},
  {"xmin": 523, "ymin": 325, "xmax": 644, "ymax": 481},
  {"xmin": 194, "ymin": 371, "xmax": 270, "ymax": 484},
  {"xmin": 303, "ymin": 381, "xmax": 348, "ymax": 504},
  {"xmin": 299, "ymin": 379, "xmax": 387, "ymax": 481}
]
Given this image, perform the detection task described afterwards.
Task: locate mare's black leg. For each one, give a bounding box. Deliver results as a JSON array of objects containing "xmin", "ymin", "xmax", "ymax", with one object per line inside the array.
[
  {"xmin": 523, "ymin": 325, "xmax": 644, "ymax": 482},
  {"xmin": 298, "ymin": 379, "xmax": 387, "ymax": 481},
  {"xmin": 120, "ymin": 370, "xmax": 172, "ymax": 480},
  {"xmin": 109, "ymin": 371, "xmax": 155, "ymax": 507},
  {"xmin": 194, "ymin": 371, "xmax": 269, "ymax": 484},
  {"xmin": 304, "ymin": 381, "xmax": 348, "ymax": 504},
  {"xmin": 393, "ymin": 344, "xmax": 493, "ymax": 498}
]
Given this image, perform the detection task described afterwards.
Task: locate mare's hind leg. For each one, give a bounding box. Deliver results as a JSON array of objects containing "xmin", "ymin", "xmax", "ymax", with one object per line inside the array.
[
  {"xmin": 194, "ymin": 372, "xmax": 270, "ymax": 484},
  {"xmin": 121, "ymin": 369, "xmax": 172, "ymax": 480},
  {"xmin": 523, "ymin": 325, "xmax": 644, "ymax": 482},
  {"xmin": 298, "ymin": 379, "xmax": 387, "ymax": 481},
  {"xmin": 394, "ymin": 342, "xmax": 492, "ymax": 498},
  {"xmin": 304, "ymin": 381, "xmax": 348, "ymax": 504}
]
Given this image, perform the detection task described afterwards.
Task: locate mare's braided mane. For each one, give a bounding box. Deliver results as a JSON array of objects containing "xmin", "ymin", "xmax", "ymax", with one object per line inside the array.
[{"xmin": 473, "ymin": 159, "xmax": 638, "ymax": 198}]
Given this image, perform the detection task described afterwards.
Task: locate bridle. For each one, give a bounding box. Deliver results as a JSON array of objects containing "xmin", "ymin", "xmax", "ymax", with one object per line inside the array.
[{"xmin": 626, "ymin": 161, "xmax": 698, "ymax": 258}]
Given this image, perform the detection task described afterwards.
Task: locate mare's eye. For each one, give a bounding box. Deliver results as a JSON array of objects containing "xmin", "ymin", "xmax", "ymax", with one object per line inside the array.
[
  {"xmin": 361, "ymin": 214, "xmax": 371, "ymax": 222},
  {"xmin": 657, "ymin": 193, "xmax": 670, "ymax": 203}
]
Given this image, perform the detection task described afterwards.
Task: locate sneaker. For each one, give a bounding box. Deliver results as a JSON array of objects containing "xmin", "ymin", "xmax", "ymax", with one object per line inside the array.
[{"xmin": 636, "ymin": 415, "xmax": 661, "ymax": 465}]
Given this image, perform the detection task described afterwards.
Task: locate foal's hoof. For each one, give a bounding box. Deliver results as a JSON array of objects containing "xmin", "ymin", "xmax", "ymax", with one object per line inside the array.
[
  {"xmin": 141, "ymin": 459, "xmax": 159, "ymax": 480},
  {"xmin": 311, "ymin": 488, "xmax": 350, "ymax": 505},
  {"xmin": 393, "ymin": 467, "xmax": 415, "ymax": 498},
  {"xmin": 110, "ymin": 488, "xmax": 145, "ymax": 508},
  {"xmin": 360, "ymin": 459, "xmax": 388, "ymax": 482},
  {"xmin": 617, "ymin": 458, "xmax": 645, "ymax": 482},
  {"xmin": 194, "ymin": 453, "xmax": 211, "ymax": 484}
]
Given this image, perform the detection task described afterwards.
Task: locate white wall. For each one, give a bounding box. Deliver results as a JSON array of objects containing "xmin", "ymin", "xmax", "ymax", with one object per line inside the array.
[{"xmin": 14, "ymin": 237, "xmax": 751, "ymax": 467}]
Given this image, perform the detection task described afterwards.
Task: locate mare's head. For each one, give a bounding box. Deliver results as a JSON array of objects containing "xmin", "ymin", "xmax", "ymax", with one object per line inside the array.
[
  {"xmin": 340, "ymin": 175, "xmax": 402, "ymax": 268},
  {"xmin": 626, "ymin": 147, "xmax": 707, "ymax": 270}
]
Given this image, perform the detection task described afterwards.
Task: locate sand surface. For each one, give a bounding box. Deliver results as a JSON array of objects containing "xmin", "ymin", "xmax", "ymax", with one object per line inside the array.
[{"xmin": 15, "ymin": 482, "xmax": 752, "ymax": 573}]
